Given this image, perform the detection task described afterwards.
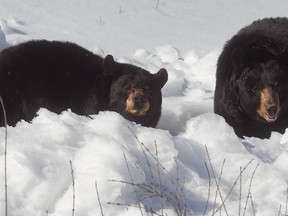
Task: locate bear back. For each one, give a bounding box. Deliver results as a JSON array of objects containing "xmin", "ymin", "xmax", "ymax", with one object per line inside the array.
[{"xmin": 0, "ymin": 40, "xmax": 168, "ymax": 127}]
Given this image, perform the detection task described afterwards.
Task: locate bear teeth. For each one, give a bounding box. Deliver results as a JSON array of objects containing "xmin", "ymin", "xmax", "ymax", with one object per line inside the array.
[{"xmin": 265, "ymin": 115, "xmax": 277, "ymax": 123}]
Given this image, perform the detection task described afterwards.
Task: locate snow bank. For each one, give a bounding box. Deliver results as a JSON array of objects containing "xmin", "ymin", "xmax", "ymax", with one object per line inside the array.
[
  {"xmin": 0, "ymin": 27, "xmax": 7, "ymax": 51},
  {"xmin": 1, "ymin": 108, "xmax": 288, "ymax": 216},
  {"xmin": 0, "ymin": 0, "xmax": 288, "ymax": 215}
]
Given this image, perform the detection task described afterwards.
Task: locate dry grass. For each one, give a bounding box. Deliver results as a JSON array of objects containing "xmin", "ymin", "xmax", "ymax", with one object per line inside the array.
[{"xmin": 102, "ymin": 136, "xmax": 264, "ymax": 216}]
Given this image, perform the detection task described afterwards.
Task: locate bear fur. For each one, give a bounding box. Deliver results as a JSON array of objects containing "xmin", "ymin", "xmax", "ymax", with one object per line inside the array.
[
  {"xmin": 0, "ymin": 40, "xmax": 168, "ymax": 127},
  {"xmin": 214, "ymin": 17, "xmax": 288, "ymax": 138}
]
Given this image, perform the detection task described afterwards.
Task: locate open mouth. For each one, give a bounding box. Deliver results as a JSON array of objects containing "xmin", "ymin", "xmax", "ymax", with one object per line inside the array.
[
  {"xmin": 263, "ymin": 114, "xmax": 277, "ymax": 123},
  {"xmin": 257, "ymin": 87, "xmax": 280, "ymax": 124},
  {"xmin": 126, "ymin": 107, "xmax": 148, "ymax": 116},
  {"xmin": 126, "ymin": 100, "xmax": 150, "ymax": 116}
]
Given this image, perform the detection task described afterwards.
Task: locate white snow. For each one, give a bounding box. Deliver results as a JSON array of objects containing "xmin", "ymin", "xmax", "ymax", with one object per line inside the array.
[{"xmin": 1, "ymin": 1, "xmax": 288, "ymax": 216}]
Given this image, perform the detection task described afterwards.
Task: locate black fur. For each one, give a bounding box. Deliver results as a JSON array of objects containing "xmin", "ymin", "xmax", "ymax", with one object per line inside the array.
[
  {"xmin": 214, "ymin": 17, "xmax": 288, "ymax": 138},
  {"xmin": 0, "ymin": 40, "xmax": 168, "ymax": 127}
]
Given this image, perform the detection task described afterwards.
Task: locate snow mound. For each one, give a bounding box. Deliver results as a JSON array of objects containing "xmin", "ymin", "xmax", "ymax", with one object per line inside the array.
[
  {"xmin": 1, "ymin": 1, "xmax": 288, "ymax": 215},
  {"xmin": 0, "ymin": 27, "xmax": 7, "ymax": 51}
]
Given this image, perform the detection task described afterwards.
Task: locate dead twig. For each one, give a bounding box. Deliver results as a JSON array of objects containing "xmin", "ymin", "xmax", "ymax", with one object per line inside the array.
[
  {"xmin": 242, "ymin": 162, "xmax": 260, "ymax": 216},
  {"xmin": 123, "ymin": 153, "xmax": 144, "ymax": 216},
  {"xmin": 155, "ymin": 142, "xmax": 164, "ymax": 215},
  {"xmin": 155, "ymin": 0, "xmax": 160, "ymax": 9},
  {"xmin": 70, "ymin": 160, "xmax": 75, "ymax": 216},
  {"xmin": 203, "ymin": 162, "xmax": 211, "ymax": 216},
  {"xmin": 212, "ymin": 159, "xmax": 254, "ymax": 216},
  {"xmin": 212, "ymin": 159, "xmax": 226, "ymax": 214},
  {"xmin": 95, "ymin": 181, "xmax": 104, "ymax": 216},
  {"xmin": 205, "ymin": 146, "xmax": 228, "ymax": 216}
]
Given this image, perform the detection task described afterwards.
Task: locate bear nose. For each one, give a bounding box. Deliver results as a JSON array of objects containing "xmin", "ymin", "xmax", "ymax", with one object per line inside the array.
[
  {"xmin": 134, "ymin": 94, "xmax": 146, "ymax": 108},
  {"xmin": 267, "ymin": 104, "xmax": 278, "ymax": 116}
]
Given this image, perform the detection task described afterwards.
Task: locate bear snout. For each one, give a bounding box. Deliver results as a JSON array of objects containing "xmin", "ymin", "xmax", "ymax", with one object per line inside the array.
[
  {"xmin": 125, "ymin": 88, "xmax": 150, "ymax": 116},
  {"xmin": 133, "ymin": 94, "xmax": 147, "ymax": 109},
  {"xmin": 267, "ymin": 104, "xmax": 278, "ymax": 117},
  {"xmin": 257, "ymin": 87, "xmax": 281, "ymax": 123}
]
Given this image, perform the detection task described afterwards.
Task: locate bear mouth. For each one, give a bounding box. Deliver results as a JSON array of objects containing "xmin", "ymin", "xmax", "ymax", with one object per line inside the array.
[
  {"xmin": 257, "ymin": 87, "xmax": 280, "ymax": 123},
  {"xmin": 262, "ymin": 114, "xmax": 278, "ymax": 123},
  {"xmin": 125, "ymin": 88, "xmax": 150, "ymax": 116}
]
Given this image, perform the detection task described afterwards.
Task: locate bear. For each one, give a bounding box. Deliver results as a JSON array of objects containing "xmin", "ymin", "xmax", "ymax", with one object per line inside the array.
[
  {"xmin": 214, "ymin": 17, "xmax": 288, "ymax": 138},
  {"xmin": 0, "ymin": 40, "xmax": 168, "ymax": 127}
]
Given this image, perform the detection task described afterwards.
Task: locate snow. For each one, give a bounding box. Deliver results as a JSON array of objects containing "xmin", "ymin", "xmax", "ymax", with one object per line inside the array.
[{"xmin": 1, "ymin": 1, "xmax": 288, "ymax": 215}]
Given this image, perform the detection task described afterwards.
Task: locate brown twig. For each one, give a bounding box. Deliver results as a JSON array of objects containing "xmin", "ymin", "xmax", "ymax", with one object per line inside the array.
[
  {"xmin": 203, "ymin": 162, "xmax": 211, "ymax": 216},
  {"xmin": 123, "ymin": 127, "xmax": 187, "ymax": 215},
  {"xmin": 212, "ymin": 159, "xmax": 254, "ymax": 216},
  {"xmin": 69, "ymin": 160, "xmax": 75, "ymax": 216},
  {"xmin": 128, "ymin": 126, "xmax": 156, "ymax": 187},
  {"xmin": 123, "ymin": 153, "xmax": 144, "ymax": 216},
  {"xmin": 249, "ymin": 192, "xmax": 256, "ymax": 216},
  {"xmin": 278, "ymin": 204, "xmax": 282, "ymax": 216},
  {"xmin": 213, "ymin": 159, "xmax": 226, "ymax": 214},
  {"xmin": 155, "ymin": 0, "xmax": 160, "ymax": 9},
  {"xmin": 155, "ymin": 142, "xmax": 164, "ymax": 215},
  {"xmin": 108, "ymin": 202, "xmax": 161, "ymax": 216},
  {"xmin": 95, "ymin": 181, "xmax": 104, "ymax": 216},
  {"xmin": 242, "ymin": 162, "xmax": 260, "ymax": 216},
  {"xmin": 205, "ymin": 145, "xmax": 228, "ymax": 216},
  {"xmin": 174, "ymin": 158, "xmax": 187, "ymax": 216}
]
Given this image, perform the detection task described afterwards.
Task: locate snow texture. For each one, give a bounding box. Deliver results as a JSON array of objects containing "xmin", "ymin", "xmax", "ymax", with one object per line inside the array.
[{"xmin": 1, "ymin": 0, "xmax": 288, "ymax": 215}]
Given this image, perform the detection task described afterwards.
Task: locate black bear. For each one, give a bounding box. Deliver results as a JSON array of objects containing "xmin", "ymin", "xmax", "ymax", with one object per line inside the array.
[
  {"xmin": 0, "ymin": 40, "xmax": 168, "ymax": 127},
  {"xmin": 214, "ymin": 17, "xmax": 288, "ymax": 138}
]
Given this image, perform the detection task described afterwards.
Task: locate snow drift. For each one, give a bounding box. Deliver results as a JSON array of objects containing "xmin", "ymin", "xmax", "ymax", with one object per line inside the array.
[{"xmin": 1, "ymin": 1, "xmax": 288, "ymax": 216}]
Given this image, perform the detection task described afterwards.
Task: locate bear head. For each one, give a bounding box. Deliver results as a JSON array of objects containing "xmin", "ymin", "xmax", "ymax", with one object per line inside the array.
[
  {"xmin": 102, "ymin": 55, "xmax": 168, "ymax": 127},
  {"xmin": 231, "ymin": 42, "xmax": 288, "ymax": 124}
]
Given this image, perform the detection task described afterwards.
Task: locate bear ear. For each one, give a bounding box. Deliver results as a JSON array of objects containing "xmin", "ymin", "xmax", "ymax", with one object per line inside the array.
[
  {"xmin": 103, "ymin": 54, "xmax": 116, "ymax": 75},
  {"xmin": 154, "ymin": 68, "xmax": 168, "ymax": 88},
  {"xmin": 231, "ymin": 48, "xmax": 244, "ymax": 68}
]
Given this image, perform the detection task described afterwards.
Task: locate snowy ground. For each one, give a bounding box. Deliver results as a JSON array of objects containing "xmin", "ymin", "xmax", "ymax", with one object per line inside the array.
[{"xmin": 1, "ymin": 1, "xmax": 288, "ymax": 216}]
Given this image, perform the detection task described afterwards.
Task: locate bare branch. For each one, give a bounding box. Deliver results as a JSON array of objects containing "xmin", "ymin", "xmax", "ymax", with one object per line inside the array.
[
  {"xmin": 155, "ymin": 0, "xmax": 160, "ymax": 10},
  {"xmin": 123, "ymin": 153, "xmax": 144, "ymax": 216},
  {"xmin": 95, "ymin": 181, "xmax": 104, "ymax": 216},
  {"xmin": 242, "ymin": 162, "xmax": 260, "ymax": 216},
  {"xmin": 70, "ymin": 160, "xmax": 75, "ymax": 216},
  {"xmin": 213, "ymin": 159, "xmax": 226, "ymax": 214},
  {"xmin": 212, "ymin": 159, "xmax": 254, "ymax": 216},
  {"xmin": 203, "ymin": 162, "xmax": 211, "ymax": 216},
  {"xmin": 155, "ymin": 142, "xmax": 164, "ymax": 216},
  {"xmin": 205, "ymin": 145, "xmax": 228, "ymax": 216}
]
